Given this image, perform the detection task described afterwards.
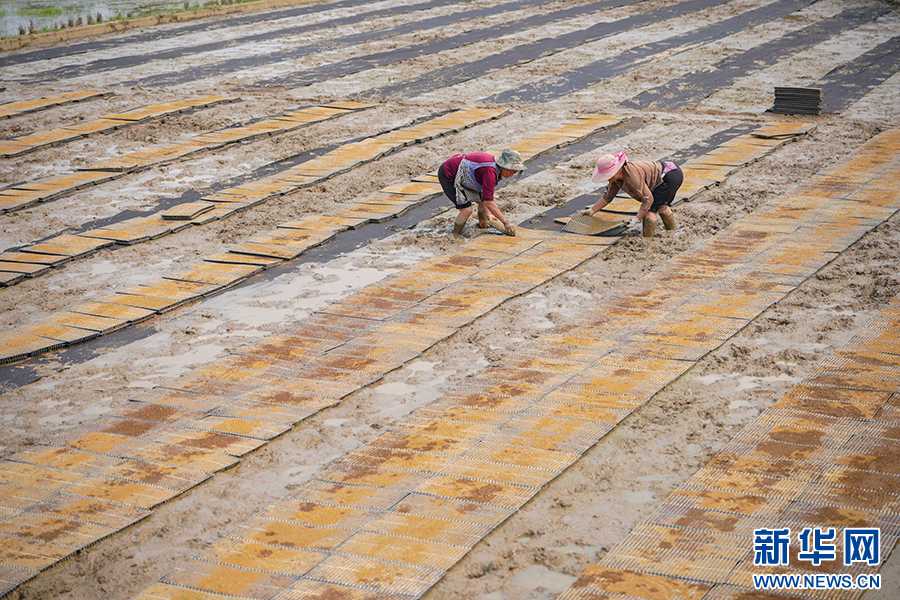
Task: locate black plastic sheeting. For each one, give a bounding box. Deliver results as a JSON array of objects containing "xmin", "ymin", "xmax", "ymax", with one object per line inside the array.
[
  {"xmin": 0, "ymin": 0, "xmax": 373, "ymax": 69},
  {"xmin": 2, "ymin": 141, "xmax": 340, "ymax": 250},
  {"xmin": 60, "ymin": 111, "xmax": 453, "ymax": 240},
  {"xmin": 0, "ymin": 120, "xmax": 631, "ymax": 390},
  {"xmin": 821, "ymin": 35, "xmax": 900, "ymax": 113},
  {"xmin": 120, "ymin": 0, "xmax": 559, "ymax": 88},
  {"xmin": 22, "ymin": 0, "xmax": 451, "ymax": 85},
  {"xmin": 8, "ymin": 110, "xmax": 447, "ymax": 250},
  {"xmin": 619, "ymin": 5, "xmax": 891, "ymax": 111},
  {"xmin": 369, "ymin": 0, "xmax": 722, "ymax": 99},
  {"xmin": 0, "ymin": 322, "xmax": 158, "ymax": 394},
  {"xmin": 488, "ymin": 0, "xmax": 815, "ymax": 105},
  {"xmin": 253, "ymin": 0, "xmax": 642, "ymax": 90},
  {"xmin": 2, "ymin": 120, "xmax": 764, "ymax": 388}
]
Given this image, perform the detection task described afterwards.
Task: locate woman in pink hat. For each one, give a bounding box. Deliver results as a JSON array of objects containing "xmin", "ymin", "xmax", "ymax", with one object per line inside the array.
[{"xmin": 582, "ymin": 151, "xmax": 682, "ymax": 238}]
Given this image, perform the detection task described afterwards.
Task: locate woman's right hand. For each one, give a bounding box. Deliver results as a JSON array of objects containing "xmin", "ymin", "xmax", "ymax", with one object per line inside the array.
[{"xmin": 580, "ymin": 208, "xmax": 594, "ymax": 217}]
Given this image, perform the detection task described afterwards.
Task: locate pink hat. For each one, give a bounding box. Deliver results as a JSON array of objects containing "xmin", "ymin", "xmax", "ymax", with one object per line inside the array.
[{"xmin": 591, "ymin": 151, "xmax": 627, "ymax": 183}]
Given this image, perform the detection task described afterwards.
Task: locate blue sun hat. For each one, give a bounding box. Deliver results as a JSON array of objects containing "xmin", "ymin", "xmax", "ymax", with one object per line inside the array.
[{"xmin": 496, "ymin": 148, "xmax": 525, "ymax": 171}]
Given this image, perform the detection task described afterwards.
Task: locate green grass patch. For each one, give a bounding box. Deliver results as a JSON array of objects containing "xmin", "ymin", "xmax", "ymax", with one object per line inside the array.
[
  {"xmin": 20, "ymin": 7, "xmax": 64, "ymax": 16},
  {"xmin": 1, "ymin": 0, "xmax": 270, "ymax": 40}
]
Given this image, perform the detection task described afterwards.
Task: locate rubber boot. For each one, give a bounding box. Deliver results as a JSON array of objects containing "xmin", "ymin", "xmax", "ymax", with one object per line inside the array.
[
  {"xmin": 660, "ymin": 210, "xmax": 676, "ymax": 231},
  {"xmin": 452, "ymin": 219, "xmax": 465, "ymax": 236},
  {"xmin": 642, "ymin": 216, "xmax": 656, "ymax": 238},
  {"xmin": 477, "ymin": 208, "xmax": 490, "ymax": 229}
]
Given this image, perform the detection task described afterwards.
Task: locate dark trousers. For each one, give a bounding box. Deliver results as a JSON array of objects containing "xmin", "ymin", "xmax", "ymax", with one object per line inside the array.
[
  {"xmin": 438, "ymin": 164, "xmax": 472, "ymax": 209},
  {"xmin": 650, "ymin": 165, "xmax": 684, "ymax": 212}
]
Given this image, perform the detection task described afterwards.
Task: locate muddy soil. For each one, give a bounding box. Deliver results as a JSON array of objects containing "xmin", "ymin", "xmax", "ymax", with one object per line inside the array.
[{"xmin": 1, "ymin": 0, "xmax": 899, "ymax": 597}]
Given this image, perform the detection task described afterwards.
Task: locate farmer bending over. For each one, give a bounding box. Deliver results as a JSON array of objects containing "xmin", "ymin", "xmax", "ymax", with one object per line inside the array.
[
  {"xmin": 438, "ymin": 148, "xmax": 524, "ymax": 236},
  {"xmin": 582, "ymin": 151, "xmax": 683, "ymax": 238}
]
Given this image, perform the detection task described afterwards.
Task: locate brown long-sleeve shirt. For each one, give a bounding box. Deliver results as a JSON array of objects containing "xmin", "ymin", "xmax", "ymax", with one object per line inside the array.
[{"xmin": 600, "ymin": 160, "xmax": 663, "ymax": 211}]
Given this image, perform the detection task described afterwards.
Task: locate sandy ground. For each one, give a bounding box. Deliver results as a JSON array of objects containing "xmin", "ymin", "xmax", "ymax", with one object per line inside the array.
[{"xmin": 1, "ymin": 0, "xmax": 900, "ymax": 597}]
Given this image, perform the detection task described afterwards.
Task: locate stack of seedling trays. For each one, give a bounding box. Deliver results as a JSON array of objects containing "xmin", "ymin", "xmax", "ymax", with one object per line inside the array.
[{"xmin": 772, "ymin": 86, "xmax": 822, "ymax": 115}]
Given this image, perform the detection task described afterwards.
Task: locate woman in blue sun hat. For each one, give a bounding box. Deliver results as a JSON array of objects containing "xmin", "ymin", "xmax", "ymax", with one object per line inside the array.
[{"xmin": 438, "ymin": 148, "xmax": 524, "ymax": 236}]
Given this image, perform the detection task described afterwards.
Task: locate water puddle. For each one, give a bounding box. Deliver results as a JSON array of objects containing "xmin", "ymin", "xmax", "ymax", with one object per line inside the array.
[
  {"xmin": 694, "ymin": 372, "xmax": 801, "ymax": 391},
  {"xmin": 2, "ymin": 0, "xmax": 185, "ymax": 38},
  {"xmin": 522, "ymin": 294, "xmax": 558, "ymax": 330},
  {"xmin": 125, "ymin": 339, "xmax": 225, "ymax": 388},
  {"xmin": 88, "ymin": 260, "xmax": 124, "ymax": 276},
  {"xmin": 512, "ymin": 565, "xmax": 578, "ymax": 593},
  {"xmin": 407, "ymin": 360, "xmax": 436, "ymax": 373},
  {"xmin": 735, "ymin": 373, "xmax": 801, "ymax": 392},
  {"xmin": 549, "ymin": 544, "xmax": 604, "ymax": 557},
  {"xmin": 374, "ymin": 381, "xmax": 418, "ymax": 396},
  {"xmin": 369, "ymin": 360, "xmax": 457, "ymax": 423},
  {"xmin": 199, "ymin": 262, "xmax": 399, "ymax": 328},
  {"xmin": 694, "ymin": 373, "xmax": 729, "ymax": 385}
]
